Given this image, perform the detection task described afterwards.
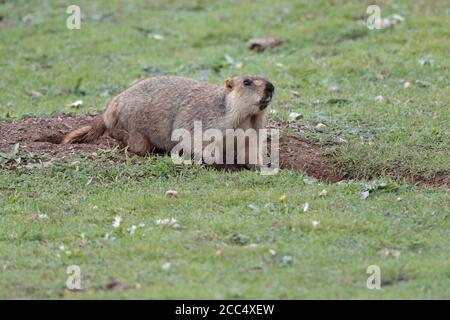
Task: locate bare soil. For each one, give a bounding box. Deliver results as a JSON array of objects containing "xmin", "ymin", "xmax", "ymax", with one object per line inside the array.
[
  {"xmin": 0, "ymin": 112, "xmax": 114, "ymax": 157},
  {"xmin": 0, "ymin": 113, "xmax": 448, "ymax": 187}
]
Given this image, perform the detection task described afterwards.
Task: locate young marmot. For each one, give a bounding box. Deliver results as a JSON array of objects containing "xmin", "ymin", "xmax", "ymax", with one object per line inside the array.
[{"xmin": 63, "ymin": 75, "xmax": 275, "ymax": 166}]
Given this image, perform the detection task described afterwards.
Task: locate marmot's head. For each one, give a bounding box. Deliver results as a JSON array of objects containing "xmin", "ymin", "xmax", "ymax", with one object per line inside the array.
[{"xmin": 224, "ymin": 75, "xmax": 275, "ymax": 114}]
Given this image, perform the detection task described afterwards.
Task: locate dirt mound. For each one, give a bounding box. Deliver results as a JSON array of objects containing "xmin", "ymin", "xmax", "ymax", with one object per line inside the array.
[
  {"xmin": 0, "ymin": 113, "xmax": 448, "ymax": 187},
  {"xmin": 401, "ymin": 173, "xmax": 449, "ymax": 189},
  {"xmin": 0, "ymin": 112, "xmax": 117, "ymax": 157},
  {"xmin": 278, "ymin": 136, "xmax": 343, "ymax": 182}
]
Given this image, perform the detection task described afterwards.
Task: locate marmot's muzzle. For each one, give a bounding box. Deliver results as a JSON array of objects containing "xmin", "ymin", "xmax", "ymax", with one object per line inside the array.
[{"xmin": 260, "ymin": 81, "xmax": 274, "ymax": 110}]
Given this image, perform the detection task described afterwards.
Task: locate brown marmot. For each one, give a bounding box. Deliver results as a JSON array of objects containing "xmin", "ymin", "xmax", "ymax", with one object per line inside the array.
[{"xmin": 63, "ymin": 75, "xmax": 274, "ymax": 166}]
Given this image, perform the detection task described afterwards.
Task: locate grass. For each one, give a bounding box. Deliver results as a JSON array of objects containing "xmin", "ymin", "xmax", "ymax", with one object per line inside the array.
[{"xmin": 0, "ymin": 0, "xmax": 449, "ymax": 299}]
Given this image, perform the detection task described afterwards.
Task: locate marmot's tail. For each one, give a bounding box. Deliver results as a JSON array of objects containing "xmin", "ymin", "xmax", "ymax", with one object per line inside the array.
[{"xmin": 62, "ymin": 115, "xmax": 106, "ymax": 144}]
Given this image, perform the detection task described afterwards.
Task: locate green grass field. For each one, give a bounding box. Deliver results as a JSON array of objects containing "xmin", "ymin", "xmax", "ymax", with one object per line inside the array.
[{"xmin": 0, "ymin": 0, "xmax": 449, "ymax": 299}]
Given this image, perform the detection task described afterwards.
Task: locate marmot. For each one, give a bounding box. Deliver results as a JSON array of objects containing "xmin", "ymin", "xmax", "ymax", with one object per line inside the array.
[{"xmin": 63, "ymin": 75, "xmax": 274, "ymax": 166}]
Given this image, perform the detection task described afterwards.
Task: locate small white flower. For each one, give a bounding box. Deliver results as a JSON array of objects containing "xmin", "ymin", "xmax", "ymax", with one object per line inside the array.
[
  {"xmin": 68, "ymin": 100, "xmax": 83, "ymax": 108},
  {"xmin": 282, "ymin": 255, "xmax": 293, "ymax": 265},
  {"xmin": 224, "ymin": 54, "xmax": 235, "ymax": 65},
  {"xmin": 329, "ymin": 85, "xmax": 339, "ymax": 93},
  {"xmin": 104, "ymin": 233, "xmax": 116, "ymax": 241},
  {"xmin": 128, "ymin": 225, "xmax": 137, "ymax": 235},
  {"xmin": 418, "ymin": 57, "xmax": 433, "ymax": 66},
  {"xmin": 156, "ymin": 218, "xmax": 168, "ymax": 225},
  {"xmin": 269, "ymin": 249, "xmax": 277, "ymax": 256},
  {"xmin": 374, "ymin": 95, "xmax": 384, "ymax": 103},
  {"xmin": 361, "ymin": 191, "xmax": 370, "ymax": 200},
  {"xmin": 288, "ymin": 112, "xmax": 302, "ymax": 121},
  {"xmin": 312, "ymin": 220, "xmax": 320, "ymax": 228},
  {"xmin": 112, "ymin": 216, "xmax": 122, "ymax": 228},
  {"xmin": 302, "ymin": 202, "xmax": 309, "ymax": 213},
  {"xmin": 152, "ymin": 34, "xmax": 164, "ymax": 41},
  {"xmin": 155, "ymin": 217, "xmax": 180, "ymax": 229},
  {"xmin": 161, "ymin": 262, "xmax": 172, "ymax": 271}
]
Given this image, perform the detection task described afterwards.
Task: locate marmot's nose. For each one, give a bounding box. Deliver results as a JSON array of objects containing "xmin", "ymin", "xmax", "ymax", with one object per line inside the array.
[{"xmin": 265, "ymin": 82, "xmax": 275, "ymax": 96}]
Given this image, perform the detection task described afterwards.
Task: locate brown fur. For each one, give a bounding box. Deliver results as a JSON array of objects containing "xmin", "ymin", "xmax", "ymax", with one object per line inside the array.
[
  {"xmin": 63, "ymin": 75, "xmax": 274, "ymax": 164},
  {"xmin": 62, "ymin": 115, "xmax": 106, "ymax": 144}
]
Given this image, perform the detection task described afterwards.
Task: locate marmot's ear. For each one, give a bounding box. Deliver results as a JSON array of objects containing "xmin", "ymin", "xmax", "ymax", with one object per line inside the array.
[{"xmin": 224, "ymin": 77, "xmax": 234, "ymax": 90}]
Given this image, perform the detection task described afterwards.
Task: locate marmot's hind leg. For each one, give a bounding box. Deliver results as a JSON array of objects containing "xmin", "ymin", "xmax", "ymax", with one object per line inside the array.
[
  {"xmin": 109, "ymin": 127, "xmax": 129, "ymax": 148},
  {"xmin": 127, "ymin": 132, "xmax": 154, "ymax": 156}
]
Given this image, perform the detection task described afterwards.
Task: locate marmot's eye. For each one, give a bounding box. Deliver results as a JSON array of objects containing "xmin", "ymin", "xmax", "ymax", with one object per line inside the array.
[{"xmin": 243, "ymin": 79, "xmax": 252, "ymax": 86}]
